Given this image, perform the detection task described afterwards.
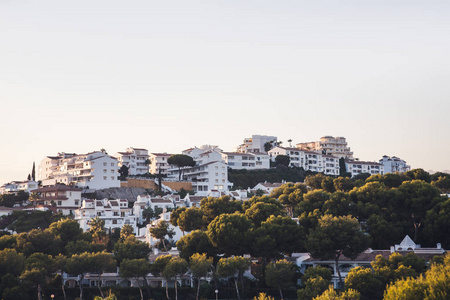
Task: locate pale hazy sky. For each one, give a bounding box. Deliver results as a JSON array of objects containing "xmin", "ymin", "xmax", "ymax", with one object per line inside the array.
[{"xmin": 1, "ymin": 0, "xmax": 450, "ymax": 184}]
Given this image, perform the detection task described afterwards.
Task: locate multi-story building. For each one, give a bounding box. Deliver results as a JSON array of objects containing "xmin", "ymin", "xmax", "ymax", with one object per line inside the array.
[
  {"xmin": 221, "ymin": 152, "xmax": 270, "ymax": 169},
  {"xmin": 39, "ymin": 153, "xmax": 76, "ymax": 181},
  {"xmin": 149, "ymin": 153, "xmax": 173, "ymax": 175},
  {"xmin": 0, "ymin": 180, "xmax": 38, "ymax": 194},
  {"xmin": 32, "ymin": 184, "xmax": 82, "ymax": 215},
  {"xmin": 297, "ymin": 136, "xmax": 354, "ymax": 159},
  {"xmin": 74, "ymin": 198, "xmax": 137, "ymax": 233},
  {"xmin": 345, "ymin": 160, "xmax": 383, "ymax": 177},
  {"xmin": 237, "ymin": 135, "xmax": 278, "ymax": 153},
  {"xmin": 379, "ymin": 155, "xmax": 411, "ymax": 174},
  {"xmin": 268, "ymin": 146, "xmax": 340, "ymax": 175},
  {"xmin": 39, "ymin": 151, "xmax": 120, "ymax": 190},
  {"xmin": 113, "ymin": 147, "xmax": 150, "ymax": 175}
]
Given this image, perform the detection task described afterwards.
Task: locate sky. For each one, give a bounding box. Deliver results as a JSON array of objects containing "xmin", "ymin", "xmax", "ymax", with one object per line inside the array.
[{"xmin": 1, "ymin": 0, "xmax": 450, "ymax": 184}]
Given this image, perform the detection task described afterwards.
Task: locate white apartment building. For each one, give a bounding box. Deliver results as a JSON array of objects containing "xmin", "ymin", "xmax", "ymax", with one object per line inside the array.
[
  {"xmin": 221, "ymin": 152, "xmax": 270, "ymax": 170},
  {"xmin": 0, "ymin": 180, "xmax": 38, "ymax": 194},
  {"xmin": 268, "ymin": 146, "xmax": 340, "ymax": 175},
  {"xmin": 33, "ymin": 184, "xmax": 82, "ymax": 215},
  {"xmin": 379, "ymin": 155, "xmax": 411, "ymax": 174},
  {"xmin": 114, "ymin": 147, "xmax": 150, "ymax": 175},
  {"xmin": 297, "ymin": 136, "xmax": 354, "ymax": 159},
  {"xmin": 40, "ymin": 151, "xmax": 120, "ymax": 190},
  {"xmin": 345, "ymin": 160, "xmax": 383, "ymax": 177},
  {"xmin": 237, "ymin": 134, "xmax": 278, "ymax": 153},
  {"xmin": 39, "ymin": 153, "xmax": 76, "ymax": 181},
  {"xmin": 74, "ymin": 198, "xmax": 138, "ymax": 233},
  {"xmin": 149, "ymin": 153, "xmax": 173, "ymax": 175}
]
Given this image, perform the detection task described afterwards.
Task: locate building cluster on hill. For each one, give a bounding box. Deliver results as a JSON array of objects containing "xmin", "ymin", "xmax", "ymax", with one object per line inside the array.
[{"xmin": 11, "ymin": 135, "xmax": 406, "ymax": 196}]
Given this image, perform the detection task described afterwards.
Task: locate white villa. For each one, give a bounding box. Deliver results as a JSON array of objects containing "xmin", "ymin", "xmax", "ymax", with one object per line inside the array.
[
  {"xmin": 295, "ymin": 235, "xmax": 446, "ymax": 288},
  {"xmin": 0, "ymin": 180, "xmax": 38, "ymax": 194},
  {"xmin": 221, "ymin": 152, "xmax": 270, "ymax": 170},
  {"xmin": 33, "ymin": 184, "xmax": 82, "ymax": 215}
]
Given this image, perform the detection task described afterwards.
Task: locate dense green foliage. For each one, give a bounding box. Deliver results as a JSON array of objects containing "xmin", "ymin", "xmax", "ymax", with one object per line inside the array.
[{"xmin": 228, "ymin": 167, "xmax": 308, "ymax": 189}]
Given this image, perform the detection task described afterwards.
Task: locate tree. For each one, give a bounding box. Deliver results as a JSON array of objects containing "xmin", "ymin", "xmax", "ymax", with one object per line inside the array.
[
  {"xmin": 333, "ymin": 177, "xmax": 354, "ymax": 192},
  {"xmin": 142, "ymin": 206, "xmax": 163, "ymax": 224},
  {"xmin": 176, "ymin": 230, "xmax": 217, "ymax": 261},
  {"xmin": 307, "ymin": 215, "xmax": 371, "ymax": 286},
  {"xmin": 149, "ymin": 221, "xmax": 175, "ymax": 252},
  {"xmin": 244, "ymin": 202, "xmax": 285, "ymax": 227},
  {"xmin": 120, "ymin": 224, "xmax": 134, "ymax": 240},
  {"xmin": 190, "ymin": 253, "xmax": 213, "ymax": 300},
  {"xmin": 169, "ymin": 207, "xmax": 187, "ymax": 227},
  {"xmin": 16, "ymin": 229, "xmax": 62, "ymax": 256},
  {"xmin": 177, "ymin": 207, "xmax": 204, "ymax": 234},
  {"xmin": 20, "ymin": 253, "xmax": 54, "ymax": 300},
  {"xmin": 314, "ymin": 286, "xmax": 361, "ymax": 300},
  {"xmin": 113, "ymin": 236, "xmax": 151, "ymax": 264},
  {"xmin": 265, "ymin": 259, "xmax": 295, "ymax": 300},
  {"xmin": 167, "ymin": 154, "xmax": 196, "ymax": 181},
  {"xmin": 163, "ymin": 257, "xmax": 189, "ymax": 300},
  {"xmin": 217, "ymin": 256, "xmax": 251, "ymax": 300},
  {"xmin": 207, "ymin": 213, "xmax": 253, "ymax": 256},
  {"xmin": 298, "ymin": 266, "xmax": 332, "ymax": 300},
  {"xmin": 119, "ymin": 259, "xmax": 151, "ymax": 300},
  {"xmin": 252, "ymin": 215, "xmax": 304, "ymax": 259},
  {"xmin": 275, "ymin": 155, "xmax": 290, "ymax": 168},
  {"xmin": 89, "ymin": 217, "xmax": 108, "ymax": 245},
  {"xmin": 339, "ymin": 157, "xmax": 348, "ymax": 177},
  {"xmin": 200, "ymin": 196, "xmax": 243, "ymax": 224},
  {"xmin": 119, "ymin": 165, "xmax": 129, "ymax": 181},
  {"xmin": 0, "ymin": 248, "xmax": 25, "ymax": 277},
  {"xmin": 31, "ymin": 162, "xmax": 36, "ymax": 181},
  {"xmin": 48, "ymin": 219, "xmax": 83, "ymax": 248},
  {"xmin": 345, "ymin": 267, "xmax": 383, "ymax": 300}
]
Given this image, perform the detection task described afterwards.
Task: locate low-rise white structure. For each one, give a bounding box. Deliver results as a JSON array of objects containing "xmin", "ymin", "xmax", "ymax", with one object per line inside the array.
[
  {"xmin": 33, "ymin": 185, "xmax": 82, "ymax": 215},
  {"xmin": 0, "ymin": 180, "xmax": 38, "ymax": 194},
  {"xmin": 379, "ymin": 155, "xmax": 411, "ymax": 174},
  {"xmin": 39, "ymin": 151, "xmax": 120, "ymax": 190},
  {"xmin": 74, "ymin": 198, "xmax": 137, "ymax": 233},
  {"xmin": 221, "ymin": 152, "xmax": 270, "ymax": 170},
  {"xmin": 114, "ymin": 147, "xmax": 150, "ymax": 175},
  {"xmin": 268, "ymin": 146, "xmax": 340, "ymax": 175},
  {"xmin": 345, "ymin": 160, "xmax": 383, "ymax": 177}
]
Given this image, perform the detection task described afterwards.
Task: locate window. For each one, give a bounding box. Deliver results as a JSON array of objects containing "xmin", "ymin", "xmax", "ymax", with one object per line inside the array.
[
  {"xmin": 112, "ymin": 220, "xmax": 117, "ymax": 224},
  {"xmin": 58, "ymin": 201, "xmax": 62, "ymax": 206},
  {"xmin": 113, "ymin": 212, "xmax": 119, "ymax": 216},
  {"xmin": 111, "ymin": 163, "xmax": 114, "ymax": 166},
  {"xmin": 103, "ymin": 176, "xmax": 107, "ymax": 180},
  {"xmin": 111, "ymin": 169, "xmax": 114, "ymax": 173},
  {"xmin": 103, "ymin": 169, "xmax": 107, "ymax": 173},
  {"xmin": 111, "ymin": 176, "xmax": 114, "ymax": 180},
  {"xmin": 121, "ymin": 212, "xmax": 125, "ymax": 217},
  {"xmin": 103, "ymin": 162, "xmax": 107, "ymax": 166},
  {"xmin": 75, "ymin": 200, "xmax": 79, "ymax": 206}
]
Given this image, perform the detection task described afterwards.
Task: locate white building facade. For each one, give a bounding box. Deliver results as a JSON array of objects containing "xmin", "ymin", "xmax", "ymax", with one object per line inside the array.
[
  {"xmin": 221, "ymin": 152, "xmax": 270, "ymax": 170},
  {"xmin": 237, "ymin": 134, "xmax": 278, "ymax": 153},
  {"xmin": 345, "ymin": 160, "xmax": 383, "ymax": 177},
  {"xmin": 149, "ymin": 153, "xmax": 173, "ymax": 175},
  {"xmin": 297, "ymin": 136, "xmax": 354, "ymax": 159},
  {"xmin": 74, "ymin": 198, "xmax": 138, "ymax": 233},
  {"xmin": 379, "ymin": 155, "xmax": 411, "ymax": 174},
  {"xmin": 114, "ymin": 147, "xmax": 150, "ymax": 175},
  {"xmin": 33, "ymin": 185, "xmax": 82, "ymax": 215},
  {"xmin": 39, "ymin": 151, "xmax": 120, "ymax": 190},
  {"xmin": 268, "ymin": 146, "xmax": 340, "ymax": 175}
]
